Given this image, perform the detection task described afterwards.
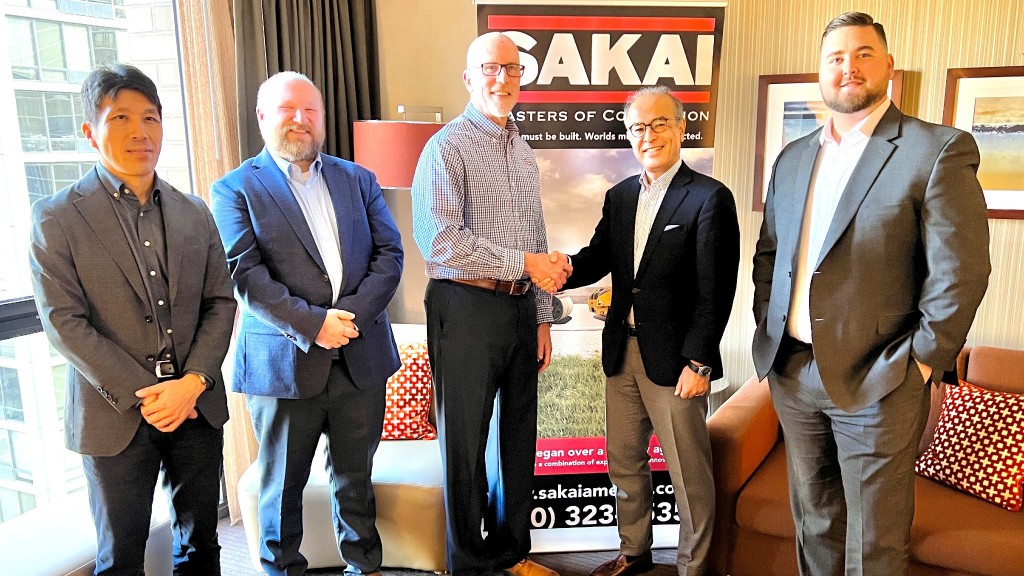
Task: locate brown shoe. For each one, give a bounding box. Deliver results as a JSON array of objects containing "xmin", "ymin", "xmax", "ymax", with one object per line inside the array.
[
  {"xmin": 504, "ymin": 558, "xmax": 559, "ymax": 576},
  {"xmin": 589, "ymin": 552, "xmax": 654, "ymax": 576}
]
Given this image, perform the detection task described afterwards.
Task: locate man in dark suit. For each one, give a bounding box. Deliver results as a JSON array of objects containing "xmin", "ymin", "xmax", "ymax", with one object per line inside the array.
[
  {"xmin": 560, "ymin": 86, "xmax": 739, "ymax": 576},
  {"xmin": 211, "ymin": 71, "xmax": 403, "ymax": 576},
  {"xmin": 29, "ymin": 64, "xmax": 236, "ymax": 575},
  {"xmin": 752, "ymin": 12, "xmax": 991, "ymax": 575}
]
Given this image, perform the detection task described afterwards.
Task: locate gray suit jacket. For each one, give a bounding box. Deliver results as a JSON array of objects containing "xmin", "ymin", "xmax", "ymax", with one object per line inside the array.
[
  {"xmin": 752, "ymin": 105, "xmax": 990, "ymax": 411},
  {"xmin": 29, "ymin": 167, "xmax": 237, "ymax": 456}
]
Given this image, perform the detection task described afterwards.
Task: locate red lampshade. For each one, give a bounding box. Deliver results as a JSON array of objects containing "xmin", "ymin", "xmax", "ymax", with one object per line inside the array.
[{"xmin": 353, "ymin": 121, "xmax": 444, "ymax": 188}]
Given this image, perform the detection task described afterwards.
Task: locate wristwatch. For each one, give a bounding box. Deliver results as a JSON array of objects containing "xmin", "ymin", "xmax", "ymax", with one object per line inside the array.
[
  {"xmin": 192, "ymin": 372, "xmax": 214, "ymax": 391},
  {"xmin": 687, "ymin": 360, "xmax": 712, "ymax": 378}
]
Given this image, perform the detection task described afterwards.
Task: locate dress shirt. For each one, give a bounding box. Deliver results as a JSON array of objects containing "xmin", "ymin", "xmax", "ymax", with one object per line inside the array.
[
  {"xmin": 787, "ymin": 98, "xmax": 891, "ymax": 343},
  {"xmin": 269, "ymin": 152, "xmax": 344, "ymax": 304},
  {"xmin": 628, "ymin": 157, "xmax": 682, "ymax": 325},
  {"xmin": 412, "ymin": 103, "xmax": 553, "ymax": 323},
  {"xmin": 96, "ymin": 163, "xmax": 176, "ymax": 367}
]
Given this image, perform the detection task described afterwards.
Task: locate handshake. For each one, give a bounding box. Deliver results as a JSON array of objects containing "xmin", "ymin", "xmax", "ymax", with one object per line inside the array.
[{"xmin": 525, "ymin": 251, "xmax": 573, "ymax": 294}]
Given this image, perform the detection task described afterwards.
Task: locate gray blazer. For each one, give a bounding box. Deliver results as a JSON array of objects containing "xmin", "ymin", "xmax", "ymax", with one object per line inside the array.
[
  {"xmin": 29, "ymin": 167, "xmax": 236, "ymax": 456},
  {"xmin": 752, "ymin": 105, "xmax": 991, "ymax": 411}
]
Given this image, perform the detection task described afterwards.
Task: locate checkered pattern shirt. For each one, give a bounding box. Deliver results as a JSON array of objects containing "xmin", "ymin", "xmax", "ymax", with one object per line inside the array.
[{"xmin": 412, "ymin": 103, "xmax": 553, "ymax": 323}]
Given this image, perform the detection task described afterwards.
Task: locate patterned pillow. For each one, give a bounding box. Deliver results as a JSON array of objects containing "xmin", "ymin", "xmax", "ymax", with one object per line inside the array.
[
  {"xmin": 382, "ymin": 342, "xmax": 438, "ymax": 440},
  {"xmin": 915, "ymin": 380, "xmax": 1024, "ymax": 511}
]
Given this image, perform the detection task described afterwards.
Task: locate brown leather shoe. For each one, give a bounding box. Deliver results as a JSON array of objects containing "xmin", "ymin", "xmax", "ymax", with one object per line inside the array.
[
  {"xmin": 504, "ymin": 558, "xmax": 559, "ymax": 576},
  {"xmin": 589, "ymin": 551, "xmax": 654, "ymax": 576}
]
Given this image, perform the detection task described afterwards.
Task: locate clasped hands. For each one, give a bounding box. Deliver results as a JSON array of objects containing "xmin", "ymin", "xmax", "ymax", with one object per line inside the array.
[
  {"xmin": 315, "ymin": 308, "xmax": 359, "ymax": 350},
  {"xmin": 525, "ymin": 251, "xmax": 573, "ymax": 294}
]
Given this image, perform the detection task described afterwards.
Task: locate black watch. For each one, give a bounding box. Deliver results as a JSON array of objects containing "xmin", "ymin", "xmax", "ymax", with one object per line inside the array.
[{"xmin": 687, "ymin": 360, "xmax": 712, "ymax": 378}]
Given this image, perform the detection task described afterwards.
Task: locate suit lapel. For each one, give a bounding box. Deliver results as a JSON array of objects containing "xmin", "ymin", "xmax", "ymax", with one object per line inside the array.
[
  {"xmin": 161, "ymin": 187, "xmax": 186, "ymax": 302},
  {"xmin": 321, "ymin": 157, "xmax": 354, "ymax": 293},
  {"xmin": 252, "ymin": 149, "xmax": 328, "ymax": 272},
  {"xmin": 72, "ymin": 169, "xmax": 147, "ymax": 302},
  {"xmin": 781, "ymin": 136, "xmax": 823, "ymax": 271},
  {"xmin": 816, "ymin": 106, "xmax": 900, "ymax": 267},
  {"xmin": 635, "ymin": 166, "xmax": 692, "ymax": 279}
]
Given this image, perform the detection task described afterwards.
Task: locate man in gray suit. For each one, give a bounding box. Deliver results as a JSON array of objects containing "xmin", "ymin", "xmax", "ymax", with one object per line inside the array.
[
  {"xmin": 29, "ymin": 64, "xmax": 236, "ymax": 575},
  {"xmin": 752, "ymin": 12, "xmax": 990, "ymax": 576}
]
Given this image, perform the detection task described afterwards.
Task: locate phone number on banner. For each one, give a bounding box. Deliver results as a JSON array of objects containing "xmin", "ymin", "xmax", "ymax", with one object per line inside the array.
[{"xmin": 529, "ymin": 472, "xmax": 680, "ymax": 530}]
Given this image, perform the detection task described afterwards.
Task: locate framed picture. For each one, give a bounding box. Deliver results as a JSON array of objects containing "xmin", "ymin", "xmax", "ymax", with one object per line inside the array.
[
  {"xmin": 751, "ymin": 71, "xmax": 904, "ymax": 210},
  {"xmin": 943, "ymin": 66, "xmax": 1024, "ymax": 220}
]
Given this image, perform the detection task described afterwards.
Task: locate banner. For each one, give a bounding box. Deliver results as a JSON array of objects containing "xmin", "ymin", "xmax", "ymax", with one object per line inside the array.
[{"xmin": 477, "ymin": 1, "xmax": 727, "ymax": 552}]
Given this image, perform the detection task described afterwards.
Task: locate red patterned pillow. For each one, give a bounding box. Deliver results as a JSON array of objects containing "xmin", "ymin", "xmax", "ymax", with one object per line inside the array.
[
  {"xmin": 382, "ymin": 342, "xmax": 437, "ymax": 440},
  {"xmin": 915, "ymin": 380, "xmax": 1024, "ymax": 511}
]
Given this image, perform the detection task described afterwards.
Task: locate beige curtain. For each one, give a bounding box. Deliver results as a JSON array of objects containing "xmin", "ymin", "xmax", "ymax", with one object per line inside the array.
[{"xmin": 176, "ymin": 0, "xmax": 258, "ymax": 524}]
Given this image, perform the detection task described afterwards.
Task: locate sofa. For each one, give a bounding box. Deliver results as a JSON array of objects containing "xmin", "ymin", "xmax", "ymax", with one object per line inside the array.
[{"xmin": 707, "ymin": 346, "xmax": 1024, "ymax": 576}]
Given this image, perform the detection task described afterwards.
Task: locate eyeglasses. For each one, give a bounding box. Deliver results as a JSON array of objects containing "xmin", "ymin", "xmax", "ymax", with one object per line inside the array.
[
  {"xmin": 626, "ymin": 117, "xmax": 679, "ymax": 138},
  {"xmin": 477, "ymin": 63, "xmax": 526, "ymax": 77}
]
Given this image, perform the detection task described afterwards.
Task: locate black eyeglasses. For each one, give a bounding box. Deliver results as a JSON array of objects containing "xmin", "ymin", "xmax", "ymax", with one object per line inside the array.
[
  {"xmin": 477, "ymin": 63, "xmax": 526, "ymax": 78},
  {"xmin": 626, "ymin": 117, "xmax": 680, "ymax": 138}
]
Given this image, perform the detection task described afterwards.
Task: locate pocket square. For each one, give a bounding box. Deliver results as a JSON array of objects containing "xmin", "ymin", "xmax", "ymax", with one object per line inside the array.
[{"xmin": 663, "ymin": 224, "xmax": 680, "ymax": 231}]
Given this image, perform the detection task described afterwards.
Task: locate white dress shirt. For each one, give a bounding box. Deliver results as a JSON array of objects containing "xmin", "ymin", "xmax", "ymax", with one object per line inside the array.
[{"xmin": 629, "ymin": 157, "xmax": 682, "ymax": 326}]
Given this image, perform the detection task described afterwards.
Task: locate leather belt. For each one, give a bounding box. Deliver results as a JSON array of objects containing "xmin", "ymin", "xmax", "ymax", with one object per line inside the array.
[
  {"xmin": 451, "ymin": 278, "xmax": 531, "ymax": 296},
  {"xmin": 626, "ymin": 325, "xmax": 639, "ymax": 338}
]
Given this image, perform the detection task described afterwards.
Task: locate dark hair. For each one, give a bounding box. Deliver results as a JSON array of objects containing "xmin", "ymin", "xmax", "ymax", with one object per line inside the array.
[
  {"xmin": 623, "ymin": 85, "xmax": 685, "ymax": 119},
  {"xmin": 821, "ymin": 12, "xmax": 888, "ymax": 50},
  {"xmin": 80, "ymin": 64, "xmax": 162, "ymax": 124}
]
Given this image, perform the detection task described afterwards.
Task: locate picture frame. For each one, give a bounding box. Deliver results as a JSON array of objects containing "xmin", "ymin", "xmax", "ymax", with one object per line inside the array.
[
  {"xmin": 751, "ymin": 71, "xmax": 904, "ymax": 211},
  {"xmin": 943, "ymin": 66, "xmax": 1024, "ymax": 220}
]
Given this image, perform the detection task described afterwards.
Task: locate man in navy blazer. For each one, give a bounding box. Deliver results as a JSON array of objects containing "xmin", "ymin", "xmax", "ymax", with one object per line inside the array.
[
  {"xmin": 211, "ymin": 72, "xmax": 403, "ymax": 576},
  {"xmin": 560, "ymin": 86, "xmax": 739, "ymax": 576}
]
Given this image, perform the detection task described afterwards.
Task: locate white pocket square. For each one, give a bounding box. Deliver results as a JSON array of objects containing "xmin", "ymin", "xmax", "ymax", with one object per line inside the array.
[{"xmin": 663, "ymin": 224, "xmax": 680, "ymax": 231}]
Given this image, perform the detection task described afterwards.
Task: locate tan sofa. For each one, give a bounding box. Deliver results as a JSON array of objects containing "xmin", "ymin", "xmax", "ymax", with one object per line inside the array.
[{"xmin": 707, "ymin": 346, "xmax": 1024, "ymax": 576}]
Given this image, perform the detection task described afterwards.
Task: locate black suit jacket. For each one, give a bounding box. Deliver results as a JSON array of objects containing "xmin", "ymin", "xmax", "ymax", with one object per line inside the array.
[{"xmin": 564, "ymin": 163, "xmax": 740, "ymax": 385}]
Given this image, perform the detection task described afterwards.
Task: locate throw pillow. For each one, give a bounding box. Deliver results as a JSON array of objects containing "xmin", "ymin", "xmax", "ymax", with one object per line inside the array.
[
  {"xmin": 382, "ymin": 342, "xmax": 438, "ymax": 440},
  {"xmin": 915, "ymin": 380, "xmax": 1024, "ymax": 511}
]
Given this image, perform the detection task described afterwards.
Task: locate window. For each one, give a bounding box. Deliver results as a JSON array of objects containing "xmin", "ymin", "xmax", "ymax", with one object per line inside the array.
[
  {"xmin": 0, "ymin": 368, "xmax": 23, "ymax": 423},
  {"xmin": 6, "ymin": 16, "xmax": 122, "ymax": 83},
  {"xmin": 0, "ymin": 429, "xmax": 32, "ymax": 482},
  {"xmin": 16, "ymin": 90, "xmax": 90, "ymax": 153},
  {"xmin": 25, "ymin": 162, "xmax": 94, "ymax": 204}
]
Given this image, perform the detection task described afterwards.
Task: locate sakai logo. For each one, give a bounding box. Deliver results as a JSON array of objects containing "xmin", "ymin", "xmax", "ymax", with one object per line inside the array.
[
  {"xmin": 485, "ymin": 14, "xmax": 719, "ymax": 104},
  {"xmin": 508, "ymin": 31, "xmax": 714, "ymax": 87}
]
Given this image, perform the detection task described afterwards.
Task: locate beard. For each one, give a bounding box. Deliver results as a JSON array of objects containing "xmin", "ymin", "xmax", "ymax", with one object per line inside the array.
[
  {"xmin": 823, "ymin": 81, "xmax": 888, "ymax": 114},
  {"xmin": 266, "ymin": 123, "xmax": 323, "ymax": 164}
]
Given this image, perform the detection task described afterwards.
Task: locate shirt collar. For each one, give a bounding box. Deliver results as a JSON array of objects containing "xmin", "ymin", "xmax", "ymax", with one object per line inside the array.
[
  {"xmin": 268, "ymin": 149, "xmax": 323, "ymax": 180},
  {"xmin": 95, "ymin": 161, "xmax": 162, "ymax": 203},
  {"xmin": 464, "ymin": 103, "xmax": 520, "ymax": 139},
  {"xmin": 820, "ymin": 98, "xmax": 891, "ymax": 147},
  {"xmin": 640, "ymin": 157, "xmax": 683, "ymax": 194}
]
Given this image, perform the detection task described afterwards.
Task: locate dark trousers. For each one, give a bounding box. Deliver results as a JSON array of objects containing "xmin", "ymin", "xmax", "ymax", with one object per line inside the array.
[
  {"xmin": 425, "ymin": 279, "xmax": 539, "ymax": 576},
  {"xmin": 768, "ymin": 337, "xmax": 930, "ymax": 576},
  {"xmin": 247, "ymin": 358, "xmax": 386, "ymax": 576},
  {"xmin": 82, "ymin": 416, "xmax": 223, "ymax": 576}
]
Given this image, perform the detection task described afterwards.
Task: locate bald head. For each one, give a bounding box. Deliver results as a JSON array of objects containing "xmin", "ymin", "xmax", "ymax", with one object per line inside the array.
[
  {"xmin": 463, "ymin": 32, "xmax": 522, "ymax": 126},
  {"xmin": 466, "ymin": 32, "xmax": 517, "ymax": 70}
]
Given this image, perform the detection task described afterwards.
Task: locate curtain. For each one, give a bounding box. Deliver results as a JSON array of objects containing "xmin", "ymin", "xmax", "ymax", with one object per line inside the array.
[{"xmin": 234, "ymin": 0, "xmax": 380, "ymax": 161}]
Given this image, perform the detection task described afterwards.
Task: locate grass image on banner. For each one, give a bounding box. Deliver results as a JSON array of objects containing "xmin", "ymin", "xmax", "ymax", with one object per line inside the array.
[{"xmin": 537, "ymin": 353, "xmax": 605, "ymax": 438}]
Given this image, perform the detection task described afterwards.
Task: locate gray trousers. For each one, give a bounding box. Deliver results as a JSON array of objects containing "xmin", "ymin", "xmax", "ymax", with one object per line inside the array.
[
  {"xmin": 769, "ymin": 339, "xmax": 930, "ymax": 576},
  {"xmin": 606, "ymin": 337, "xmax": 714, "ymax": 576}
]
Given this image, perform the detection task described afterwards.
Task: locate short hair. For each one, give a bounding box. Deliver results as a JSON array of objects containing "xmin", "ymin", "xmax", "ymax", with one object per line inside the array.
[
  {"xmin": 80, "ymin": 64, "xmax": 161, "ymax": 124},
  {"xmin": 256, "ymin": 71, "xmax": 320, "ymax": 111},
  {"xmin": 821, "ymin": 12, "xmax": 888, "ymax": 50},
  {"xmin": 623, "ymin": 85, "xmax": 685, "ymax": 120}
]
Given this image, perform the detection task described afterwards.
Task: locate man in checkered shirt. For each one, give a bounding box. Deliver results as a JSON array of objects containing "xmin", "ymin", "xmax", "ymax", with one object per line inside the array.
[{"xmin": 411, "ymin": 31, "xmax": 570, "ymax": 576}]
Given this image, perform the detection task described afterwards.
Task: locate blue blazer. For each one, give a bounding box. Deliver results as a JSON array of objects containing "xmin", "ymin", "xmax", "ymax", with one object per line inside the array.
[{"xmin": 211, "ymin": 148, "xmax": 403, "ymax": 398}]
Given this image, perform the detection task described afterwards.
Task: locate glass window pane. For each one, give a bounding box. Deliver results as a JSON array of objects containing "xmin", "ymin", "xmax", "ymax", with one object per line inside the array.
[
  {"xmin": 0, "ymin": 367, "xmax": 24, "ymax": 422},
  {"xmin": 8, "ymin": 18, "xmax": 39, "ymax": 80},
  {"xmin": 52, "ymin": 363, "xmax": 67, "ymax": 425},
  {"xmin": 24, "ymin": 164, "xmax": 55, "ymax": 204},
  {"xmin": 63, "ymin": 24, "xmax": 91, "ymax": 80},
  {"xmin": 45, "ymin": 93, "xmax": 76, "ymax": 151},
  {"xmin": 34, "ymin": 21, "xmax": 66, "ymax": 81},
  {"xmin": 16, "ymin": 91, "xmax": 47, "ymax": 152},
  {"xmin": 91, "ymin": 28, "xmax": 117, "ymax": 68}
]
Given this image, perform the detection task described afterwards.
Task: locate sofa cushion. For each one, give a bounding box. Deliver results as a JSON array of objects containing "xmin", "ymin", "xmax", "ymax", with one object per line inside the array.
[
  {"xmin": 912, "ymin": 475, "xmax": 1024, "ymax": 576},
  {"xmin": 382, "ymin": 342, "xmax": 437, "ymax": 440},
  {"xmin": 915, "ymin": 380, "xmax": 1024, "ymax": 511},
  {"xmin": 734, "ymin": 442, "xmax": 795, "ymax": 538}
]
